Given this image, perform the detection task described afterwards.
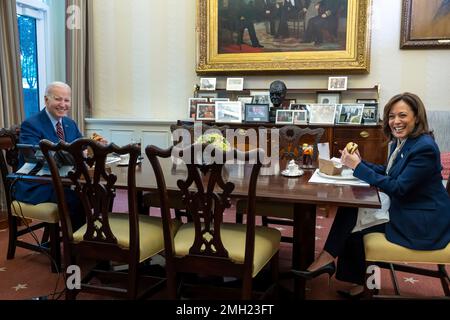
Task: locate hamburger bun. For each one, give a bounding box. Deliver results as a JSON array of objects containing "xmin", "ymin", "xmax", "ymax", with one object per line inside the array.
[
  {"xmin": 346, "ymin": 142, "xmax": 358, "ymax": 154},
  {"xmin": 91, "ymin": 132, "xmax": 104, "ymax": 142}
]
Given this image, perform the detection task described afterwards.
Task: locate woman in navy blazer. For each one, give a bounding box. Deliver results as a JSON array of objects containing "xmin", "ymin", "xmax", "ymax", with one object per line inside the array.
[{"xmin": 292, "ymin": 92, "xmax": 450, "ymax": 297}]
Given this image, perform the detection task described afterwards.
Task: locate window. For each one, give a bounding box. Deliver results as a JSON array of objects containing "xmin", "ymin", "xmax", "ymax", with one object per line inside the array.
[{"xmin": 16, "ymin": 0, "xmax": 48, "ymax": 118}]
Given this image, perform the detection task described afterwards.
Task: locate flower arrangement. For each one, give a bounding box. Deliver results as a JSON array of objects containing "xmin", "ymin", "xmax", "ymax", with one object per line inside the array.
[{"xmin": 196, "ymin": 133, "xmax": 231, "ymax": 151}]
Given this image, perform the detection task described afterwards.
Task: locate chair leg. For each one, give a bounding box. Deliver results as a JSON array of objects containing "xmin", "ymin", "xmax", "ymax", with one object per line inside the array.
[
  {"xmin": 166, "ymin": 270, "xmax": 178, "ymax": 299},
  {"xmin": 438, "ymin": 264, "xmax": 450, "ymax": 296},
  {"xmin": 271, "ymin": 252, "xmax": 279, "ymax": 297},
  {"xmin": 7, "ymin": 217, "xmax": 18, "ymax": 259},
  {"xmin": 235, "ymin": 212, "xmax": 243, "ymax": 224},
  {"xmin": 41, "ymin": 225, "xmax": 50, "ymax": 245},
  {"xmin": 242, "ymin": 275, "xmax": 252, "ymax": 300},
  {"xmin": 49, "ymin": 223, "xmax": 61, "ymax": 273},
  {"xmin": 261, "ymin": 216, "xmax": 269, "ymax": 227},
  {"xmin": 388, "ymin": 263, "xmax": 401, "ymax": 295}
]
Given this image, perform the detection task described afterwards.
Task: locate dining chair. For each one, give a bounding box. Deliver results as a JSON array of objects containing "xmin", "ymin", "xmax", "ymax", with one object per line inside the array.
[
  {"xmin": 141, "ymin": 123, "xmax": 229, "ymax": 222},
  {"xmin": 0, "ymin": 126, "xmax": 61, "ymax": 273},
  {"xmin": 236, "ymin": 126, "xmax": 325, "ymax": 243},
  {"xmin": 363, "ymin": 178, "xmax": 450, "ymax": 298},
  {"xmin": 146, "ymin": 143, "xmax": 281, "ymax": 300},
  {"xmin": 39, "ymin": 138, "xmax": 176, "ymax": 299}
]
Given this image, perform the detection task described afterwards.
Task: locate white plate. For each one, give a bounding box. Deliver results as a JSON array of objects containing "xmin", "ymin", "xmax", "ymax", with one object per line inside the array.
[
  {"xmin": 106, "ymin": 156, "xmax": 121, "ymax": 165},
  {"xmin": 281, "ymin": 169, "xmax": 304, "ymax": 177},
  {"xmin": 317, "ymin": 169, "xmax": 357, "ymax": 180},
  {"xmin": 117, "ymin": 159, "xmax": 142, "ymax": 166}
]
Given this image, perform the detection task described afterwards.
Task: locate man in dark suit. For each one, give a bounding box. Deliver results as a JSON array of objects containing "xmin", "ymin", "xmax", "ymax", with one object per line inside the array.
[
  {"xmin": 256, "ymin": 0, "xmax": 277, "ymax": 36},
  {"xmin": 14, "ymin": 82, "xmax": 85, "ymax": 229},
  {"xmin": 302, "ymin": 0, "xmax": 342, "ymax": 45},
  {"xmin": 230, "ymin": 0, "xmax": 264, "ymax": 48}
]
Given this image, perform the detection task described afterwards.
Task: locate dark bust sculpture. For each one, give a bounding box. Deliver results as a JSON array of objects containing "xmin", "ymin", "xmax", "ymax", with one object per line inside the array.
[{"xmin": 269, "ymin": 80, "xmax": 287, "ymax": 108}]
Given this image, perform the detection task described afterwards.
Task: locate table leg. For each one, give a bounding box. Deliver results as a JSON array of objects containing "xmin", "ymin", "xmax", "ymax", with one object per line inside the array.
[
  {"xmin": 137, "ymin": 190, "xmax": 147, "ymax": 215},
  {"xmin": 292, "ymin": 203, "xmax": 316, "ymax": 299}
]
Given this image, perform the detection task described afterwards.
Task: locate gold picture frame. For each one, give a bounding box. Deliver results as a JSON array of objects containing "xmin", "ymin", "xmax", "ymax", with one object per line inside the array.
[
  {"xmin": 400, "ymin": 0, "xmax": 450, "ymax": 49},
  {"xmin": 196, "ymin": 0, "xmax": 372, "ymax": 73}
]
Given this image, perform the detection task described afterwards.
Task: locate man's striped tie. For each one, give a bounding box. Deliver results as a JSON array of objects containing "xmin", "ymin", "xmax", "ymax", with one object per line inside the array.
[{"xmin": 56, "ymin": 121, "xmax": 65, "ymax": 141}]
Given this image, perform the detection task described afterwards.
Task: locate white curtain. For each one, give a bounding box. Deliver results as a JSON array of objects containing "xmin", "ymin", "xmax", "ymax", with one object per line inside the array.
[
  {"xmin": 65, "ymin": 0, "xmax": 93, "ymax": 134},
  {"xmin": 0, "ymin": 0, "xmax": 24, "ymax": 220}
]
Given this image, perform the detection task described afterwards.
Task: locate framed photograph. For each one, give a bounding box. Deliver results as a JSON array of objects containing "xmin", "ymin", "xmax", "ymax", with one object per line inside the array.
[
  {"xmin": 400, "ymin": 0, "xmax": 450, "ymax": 49},
  {"xmin": 251, "ymin": 91, "xmax": 271, "ymax": 105},
  {"xmin": 293, "ymin": 110, "xmax": 308, "ymax": 125},
  {"xmin": 226, "ymin": 77, "xmax": 244, "ymax": 91},
  {"xmin": 337, "ymin": 103, "xmax": 365, "ymax": 124},
  {"xmin": 309, "ymin": 104, "xmax": 338, "ymax": 125},
  {"xmin": 210, "ymin": 97, "xmax": 230, "ymax": 102},
  {"xmin": 245, "ymin": 104, "xmax": 269, "ymax": 123},
  {"xmin": 275, "ymin": 99, "xmax": 295, "ymax": 109},
  {"xmin": 317, "ymin": 92, "xmax": 341, "ymax": 104},
  {"xmin": 290, "ymin": 103, "xmax": 309, "ymax": 121},
  {"xmin": 199, "ymin": 78, "xmax": 216, "ymax": 90},
  {"xmin": 328, "ymin": 76, "xmax": 348, "ymax": 91},
  {"xmin": 275, "ymin": 110, "xmax": 294, "ymax": 124},
  {"xmin": 196, "ymin": 0, "xmax": 372, "ymax": 73},
  {"xmin": 237, "ymin": 96, "xmax": 254, "ymax": 104},
  {"xmin": 188, "ymin": 97, "xmax": 208, "ymax": 119},
  {"xmin": 215, "ymin": 101, "xmax": 242, "ymax": 123},
  {"xmin": 198, "ymin": 92, "xmax": 218, "ymax": 100},
  {"xmin": 196, "ymin": 103, "xmax": 216, "ymax": 121},
  {"xmin": 356, "ymin": 99, "xmax": 377, "ymax": 104},
  {"xmin": 362, "ymin": 105, "xmax": 378, "ymax": 124},
  {"xmin": 290, "ymin": 103, "xmax": 308, "ymax": 111}
]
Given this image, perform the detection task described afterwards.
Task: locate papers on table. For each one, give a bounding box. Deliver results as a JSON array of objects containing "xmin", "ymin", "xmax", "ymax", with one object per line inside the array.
[{"xmin": 308, "ymin": 169, "xmax": 370, "ymax": 187}]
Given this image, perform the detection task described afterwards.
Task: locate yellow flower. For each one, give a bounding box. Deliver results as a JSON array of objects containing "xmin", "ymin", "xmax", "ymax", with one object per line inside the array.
[{"xmin": 196, "ymin": 133, "xmax": 231, "ymax": 151}]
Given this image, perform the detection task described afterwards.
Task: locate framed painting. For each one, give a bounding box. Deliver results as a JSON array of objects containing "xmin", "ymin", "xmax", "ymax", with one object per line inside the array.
[
  {"xmin": 196, "ymin": 0, "xmax": 372, "ymax": 73},
  {"xmin": 400, "ymin": 0, "xmax": 450, "ymax": 48}
]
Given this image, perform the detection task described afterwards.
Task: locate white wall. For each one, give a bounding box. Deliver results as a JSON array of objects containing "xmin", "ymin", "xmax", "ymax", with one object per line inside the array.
[
  {"xmin": 46, "ymin": 0, "xmax": 66, "ymax": 83},
  {"xmin": 89, "ymin": 0, "xmax": 450, "ymax": 123},
  {"xmin": 86, "ymin": 0, "xmax": 450, "ymax": 146}
]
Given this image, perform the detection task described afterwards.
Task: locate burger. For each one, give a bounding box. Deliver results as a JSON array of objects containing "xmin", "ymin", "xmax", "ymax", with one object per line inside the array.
[
  {"xmin": 91, "ymin": 132, "xmax": 104, "ymax": 142},
  {"xmin": 346, "ymin": 142, "xmax": 358, "ymax": 154}
]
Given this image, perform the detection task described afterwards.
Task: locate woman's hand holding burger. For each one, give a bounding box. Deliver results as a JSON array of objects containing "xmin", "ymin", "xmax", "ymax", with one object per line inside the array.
[{"xmin": 340, "ymin": 142, "xmax": 361, "ymax": 169}]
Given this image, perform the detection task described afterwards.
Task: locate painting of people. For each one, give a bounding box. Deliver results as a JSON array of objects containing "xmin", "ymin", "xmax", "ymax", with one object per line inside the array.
[{"xmin": 218, "ymin": 0, "xmax": 348, "ymax": 54}]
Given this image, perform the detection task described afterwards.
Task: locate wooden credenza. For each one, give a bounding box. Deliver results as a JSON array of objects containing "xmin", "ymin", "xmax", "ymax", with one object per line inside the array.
[{"xmin": 197, "ymin": 122, "xmax": 388, "ymax": 165}]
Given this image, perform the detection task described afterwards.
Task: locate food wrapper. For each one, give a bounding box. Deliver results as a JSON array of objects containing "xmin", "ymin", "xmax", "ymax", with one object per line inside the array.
[{"xmin": 318, "ymin": 158, "xmax": 343, "ymax": 176}]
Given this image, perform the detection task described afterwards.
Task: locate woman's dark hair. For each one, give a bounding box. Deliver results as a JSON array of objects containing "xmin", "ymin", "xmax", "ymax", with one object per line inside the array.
[{"xmin": 382, "ymin": 92, "xmax": 433, "ymax": 140}]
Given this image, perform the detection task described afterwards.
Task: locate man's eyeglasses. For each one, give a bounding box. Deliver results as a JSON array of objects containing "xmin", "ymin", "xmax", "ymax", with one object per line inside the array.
[{"xmin": 49, "ymin": 95, "xmax": 71, "ymax": 103}]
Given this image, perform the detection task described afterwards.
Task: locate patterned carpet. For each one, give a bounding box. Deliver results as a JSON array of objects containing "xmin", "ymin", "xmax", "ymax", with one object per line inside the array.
[{"xmin": 0, "ymin": 190, "xmax": 448, "ymax": 300}]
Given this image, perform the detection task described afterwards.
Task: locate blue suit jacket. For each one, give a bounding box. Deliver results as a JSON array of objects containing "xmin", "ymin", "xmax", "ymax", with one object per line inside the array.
[
  {"xmin": 14, "ymin": 109, "xmax": 82, "ymax": 204},
  {"xmin": 354, "ymin": 134, "xmax": 450, "ymax": 250}
]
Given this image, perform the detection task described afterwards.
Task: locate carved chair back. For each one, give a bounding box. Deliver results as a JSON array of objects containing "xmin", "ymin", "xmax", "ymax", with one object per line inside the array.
[
  {"xmin": 146, "ymin": 143, "xmax": 264, "ymax": 295},
  {"xmin": 39, "ymin": 139, "xmax": 140, "ymax": 263},
  {"xmin": 278, "ymin": 125, "xmax": 325, "ymax": 163}
]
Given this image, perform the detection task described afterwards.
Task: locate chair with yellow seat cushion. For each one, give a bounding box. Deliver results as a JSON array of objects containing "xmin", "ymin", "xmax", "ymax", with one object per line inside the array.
[
  {"xmin": 363, "ymin": 179, "xmax": 450, "ymax": 298},
  {"xmin": 0, "ymin": 127, "xmax": 61, "ymax": 273},
  {"xmin": 146, "ymin": 143, "xmax": 281, "ymax": 300},
  {"xmin": 40, "ymin": 138, "xmax": 179, "ymax": 299}
]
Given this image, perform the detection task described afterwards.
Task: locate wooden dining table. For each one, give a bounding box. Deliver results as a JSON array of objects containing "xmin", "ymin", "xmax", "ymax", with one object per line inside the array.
[{"xmin": 111, "ymin": 158, "xmax": 381, "ymax": 299}]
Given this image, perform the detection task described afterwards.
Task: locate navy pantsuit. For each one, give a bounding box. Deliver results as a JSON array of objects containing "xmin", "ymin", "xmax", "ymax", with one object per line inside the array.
[{"xmin": 324, "ymin": 134, "xmax": 450, "ymax": 284}]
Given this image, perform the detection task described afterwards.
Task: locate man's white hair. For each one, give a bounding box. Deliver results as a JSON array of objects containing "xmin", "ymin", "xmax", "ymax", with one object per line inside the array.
[{"xmin": 45, "ymin": 81, "xmax": 71, "ymax": 96}]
